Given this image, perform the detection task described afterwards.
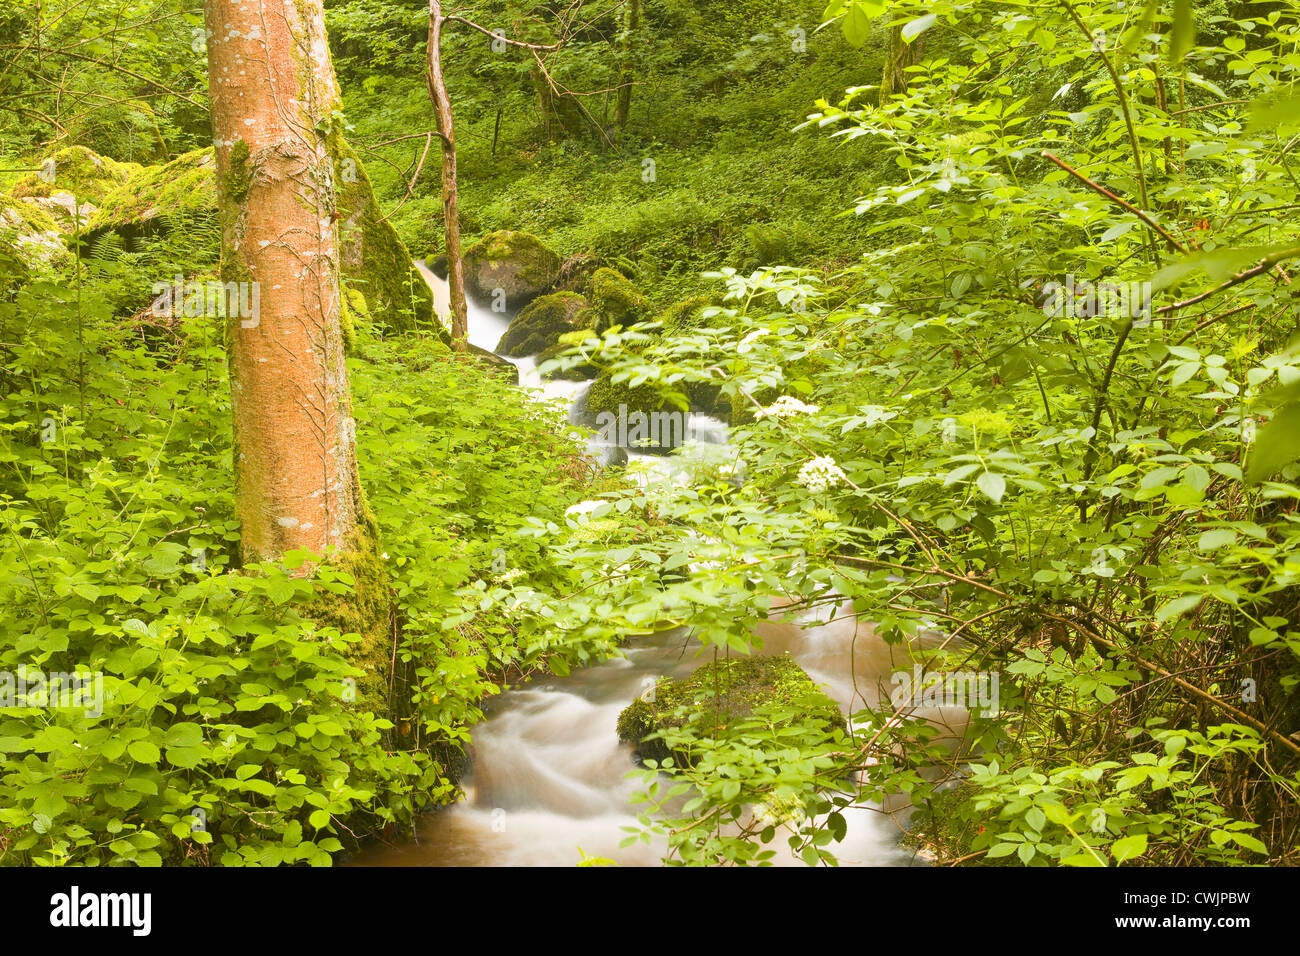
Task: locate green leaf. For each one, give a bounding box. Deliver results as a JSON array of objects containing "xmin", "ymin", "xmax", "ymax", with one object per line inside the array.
[
  {"xmin": 842, "ymin": 3, "xmax": 873, "ymax": 47},
  {"xmin": 163, "ymin": 723, "xmax": 204, "ymax": 748},
  {"xmin": 902, "ymin": 13, "xmax": 936, "ymax": 42},
  {"xmin": 1246, "ymin": 403, "xmax": 1300, "ymax": 482},
  {"xmin": 127, "ymin": 740, "xmax": 160, "ymax": 764},
  {"xmin": 977, "ymin": 471, "xmax": 1006, "ymax": 503},
  {"xmin": 1060, "ymin": 852, "xmax": 1106, "ymax": 867},
  {"xmin": 1169, "ymin": 0, "xmax": 1194, "ymax": 64},
  {"xmin": 827, "ymin": 811, "xmax": 847, "ymax": 842},
  {"xmin": 1156, "ymin": 594, "xmax": 1203, "ymax": 622},
  {"xmin": 1111, "ymin": 833, "xmax": 1148, "ymax": 862},
  {"xmin": 1231, "ymin": 832, "xmax": 1267, "ymax": 854},
  {"xmin": 1197, "ymin": 529, "xmax": 1236, "ymax": 551}
]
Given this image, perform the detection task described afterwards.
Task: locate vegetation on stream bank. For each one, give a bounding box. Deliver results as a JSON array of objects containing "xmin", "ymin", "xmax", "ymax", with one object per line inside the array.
[
  {"xmin": 0, "ymin": 0, "xmax": 1298, "ymax": 869},
  {"xmin": 617, "ymin": 653, "xmax": 844, "ymax": 765}
]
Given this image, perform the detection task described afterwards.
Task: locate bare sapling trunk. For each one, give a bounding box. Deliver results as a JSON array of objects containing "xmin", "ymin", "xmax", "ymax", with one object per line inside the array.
[
  {"xmin": 427, "ymin": 0, "xmax": 469, "ymax": 351},
  {"xmin": 879, "ymin": 21, "xmax": 925, "ymax": 106}
]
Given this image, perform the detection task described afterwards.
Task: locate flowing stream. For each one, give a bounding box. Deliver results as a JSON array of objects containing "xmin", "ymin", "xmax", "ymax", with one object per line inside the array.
[{"xmin": 352, "ymin": 270, "xmax": 953, "ymax": 866}]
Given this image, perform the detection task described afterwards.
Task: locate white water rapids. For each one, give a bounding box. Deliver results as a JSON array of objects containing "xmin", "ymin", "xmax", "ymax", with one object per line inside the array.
[{"xmin": 351, "ymin": 269, "xmax": 966, "ymax": 866}]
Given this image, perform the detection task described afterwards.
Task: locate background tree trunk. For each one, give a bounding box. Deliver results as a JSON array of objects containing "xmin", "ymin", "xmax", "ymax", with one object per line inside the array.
[
  {"xmin": 879, "ymin": 22, "xmax": 925, "ymax": 106},
  {"xmin": 427, "ymin": 1, "xmax": 469, "ymax": 351},
  {"xmin": 613, "ymin": 0, "xmax": 640, "ymax": 138},
  {"xmin": 204, "ymin": 0, "xmax": 390, "ymax": 708}
]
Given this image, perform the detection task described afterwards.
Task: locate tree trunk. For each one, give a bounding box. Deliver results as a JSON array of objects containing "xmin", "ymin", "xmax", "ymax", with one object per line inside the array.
[
  {"xmin": 427, "ymin": 1, "xmax": 469, "ymax": 351},
  {"xmin": 879, "ymin": 22, "xmax": 925, "ymax": 106},
  {"xmin": 613, "ymin": 0, "xmax": 640, "ymax": 138},
  {"xmin": 204, "ymin": 0, "xmax": 390, "ymax": 708}
]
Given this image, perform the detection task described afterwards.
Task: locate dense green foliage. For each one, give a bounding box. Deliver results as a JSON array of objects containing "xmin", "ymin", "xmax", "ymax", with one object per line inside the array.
[
  {"xmin": 0, "ymin": 0, "xmax": 1298, "ymax": 868},
  {"xmin": 0, "ymin": 249, "xmax": 603, "ymax": 863}
]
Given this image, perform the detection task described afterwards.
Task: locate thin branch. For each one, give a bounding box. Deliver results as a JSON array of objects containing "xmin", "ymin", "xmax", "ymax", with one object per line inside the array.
[
  {"xmin": 1157, "ymin": 246, "xmax": 1300, "ymax": 314},
  {"xmin": 1042, "ymin": 151, "xmax": 1185, "ymax": 252}
]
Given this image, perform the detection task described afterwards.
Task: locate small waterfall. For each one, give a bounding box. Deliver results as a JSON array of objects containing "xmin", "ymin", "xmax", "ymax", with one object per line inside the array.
[{"xmin": 416, "ymin": 266, "xmax": 735, "ymax": 467}]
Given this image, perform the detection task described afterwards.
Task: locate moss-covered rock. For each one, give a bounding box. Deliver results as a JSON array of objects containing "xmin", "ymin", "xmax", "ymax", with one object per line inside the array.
[
  {"xmin": 659, "ymin": 295, "xmax": 715, "ymax": 332},
  {"xmin": 463, "ymin": 230, "xmax": 561, "ymax": 309},
  {"xmin": 617, "ymin": 654, "xmax": 844, "ymax": 765},
  {"xmin": 580, "ymin": 369, "xmax": 732, "ymax": 449},
  {"xmin": 340, "ymin": 286, "xmax": 372, "ymax": 354},
  {"xmin": 330, "ymin": 136, "xmax": 433, "ymax": 331},
  {"xmin": 87, "ymin": 147, "xmax": 216, "ymax": 234},
  {"xmin": 13, "ymin": 146, "xmax": 140, "ymax": 206},
  {"xmin": 903, "ymin": 780, "xmax": 999, "ymax": 865},
  {"xmin": 585, "ymin": 266, "xmax": 648, "ymax": 331},
  {"xmin": 496, "ymin": 291, "xmax": 592, "ymax": 357},
  {"xmin": 553, "ymin": 252, "xmax": 610, "ymax": 292},
  {"xmin": 584, "ymin": 369, "xmax": 675, "ymax": 418},
  {"xmin": 538, "ymin": 328, "xmax": 600, "ymax": 380},
  {"xmin": 20, "ymin": 192, "xmax": 96, "ymax": 235},
  {"xmin": 0, "ymin": 195, "xmax": 69, "ymax": 287},
  {"xmin": 83, "ymin": 144, "xmax": 433, "ymax": 332}
]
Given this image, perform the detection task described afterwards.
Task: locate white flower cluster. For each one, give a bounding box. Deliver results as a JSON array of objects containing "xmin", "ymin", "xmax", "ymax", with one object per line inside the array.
[
  {"xmin": 493, "ymin": 567, "xmax": 525, "ymax": 585},
  {"xmin": 796, "ymin": 456, "xmax": 847, "ymax": 493},
  {"xmin": 753, "ymin": 794, "xmax": 808, "ymax": 829},
  {"xmin": 758, "ymin": 395, "xmax": 821, "ymax": 419}
]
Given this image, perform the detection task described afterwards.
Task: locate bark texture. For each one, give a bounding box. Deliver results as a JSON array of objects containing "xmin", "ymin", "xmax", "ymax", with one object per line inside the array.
[
  {"xmin": 613, "ymin": 0, "xmax": 640, "ymax": 137},
  {"xmin": 205, "ymin": 0, "xmax": 390, "ymax": 708},
  {"xmin": 879, "ymin": 23, "xmax": 926, "ymax": 106}
]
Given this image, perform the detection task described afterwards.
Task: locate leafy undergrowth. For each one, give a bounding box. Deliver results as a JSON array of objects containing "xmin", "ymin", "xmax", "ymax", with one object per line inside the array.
[
  {"xmin": 521, "ymin": 0, "xmax": 1300, "ymax": 866},
  {"xmin": 0, "ymin": 260, "xmax": 608, "ymax": 865}
]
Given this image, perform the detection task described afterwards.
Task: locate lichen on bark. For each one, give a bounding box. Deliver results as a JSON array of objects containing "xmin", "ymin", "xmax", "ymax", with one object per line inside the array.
[{"xmin": 206, "ymin": 0, "xmax": 396, "ymax": 725}]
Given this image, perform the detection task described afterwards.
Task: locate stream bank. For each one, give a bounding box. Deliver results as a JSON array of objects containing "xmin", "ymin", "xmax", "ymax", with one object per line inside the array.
[{"xmin": 347, "ymin": 268, "xmax": 951, "ymax": 866}]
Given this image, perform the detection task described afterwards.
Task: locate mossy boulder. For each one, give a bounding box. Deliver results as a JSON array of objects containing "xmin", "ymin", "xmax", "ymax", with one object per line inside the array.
[
  {"xmin": 87, "ymin": 147, "xmax": 217, "ymax": 235},
  {"xmin": 13, "ymin": 146, "xmax": 140, "ymax": 206},
  {"xmin": 585, "ymin": 267, "xmax": 648, "ymax": 330},
  {"xmin": 82, "ymin": 145, "xmax": 432, "ymax": 332},
  {"xmin": 496, "ymin": 291, "xmax": 592, "ymax": 357},
  {"xmin": 659, "ymin": 296, "xmax": 717, "ymax": 332},
  {"xmin": 617, "ymin": 654, "xmax": 844, "ymax": 766},
  {"xmin": 331, "ymin": 137, "xmax": 433, "ymax": 331},
  {"xmin": 904, "ymin": 780, "xmax": 997, "ymax": 865},
  {"xmin": 0, "ymin": 195, "xmax": 69, "ymax": 287},
  {"xmin": 553, "ymin": 252, "xmax": 610, "ymax": 292},
  {"xmin": 584, "ymin": 370, "xmax": 674, "ymax": 418},
  {"xmin": 18, "ymin": 192, "xmax": 95, "ymax": 235},
  {"xmin": 339, "ymin": 286, "xmax": 372, "ymax": 353},
  {"xmin": 463, "ymin": 230, "xmax": 561, "ymax": 309},
  {"xmin": 538, "ymin": 328, "xmax": 600, "ymax": 380},
  {"xmin": 580, "ymin": 369, "xmax": 732, "ymax": 446}
]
